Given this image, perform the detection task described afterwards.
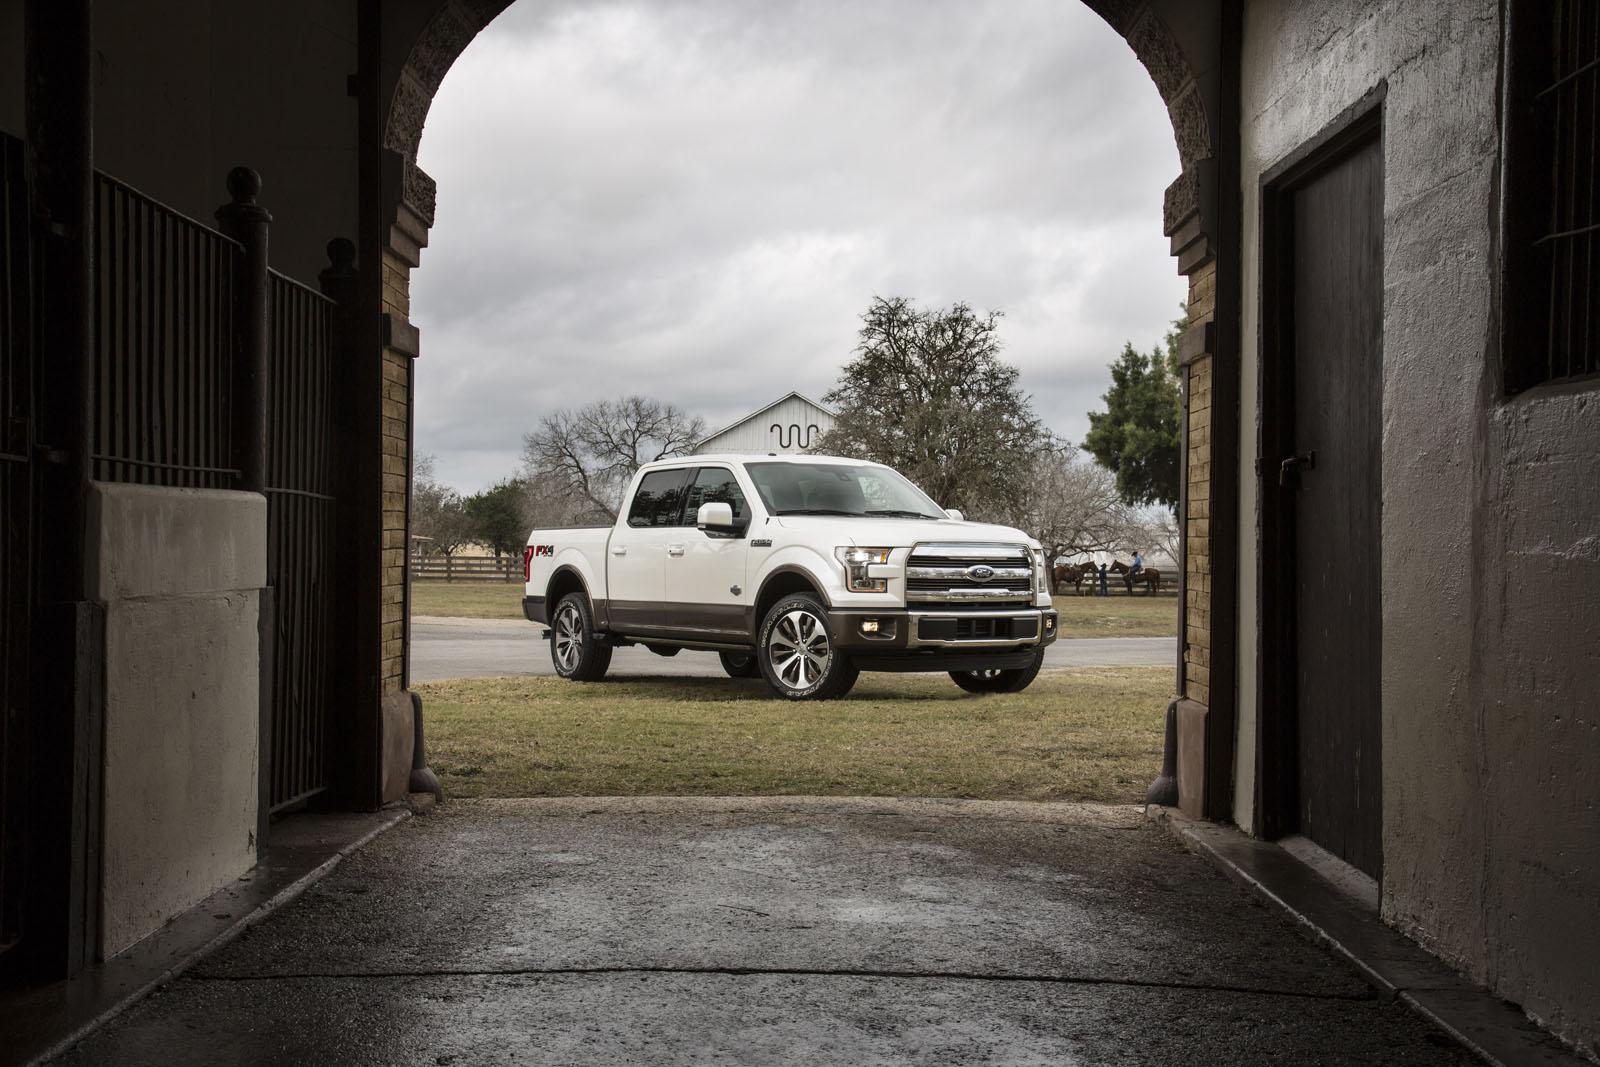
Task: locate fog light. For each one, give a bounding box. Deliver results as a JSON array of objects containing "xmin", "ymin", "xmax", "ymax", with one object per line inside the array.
[
  {"xmin": 1044, "ymin": 615, "xmax": 1056, "ymax": 632},
  {"xmin": 860, "ymin": 619, "xmax": 880, "ymax": 634}
]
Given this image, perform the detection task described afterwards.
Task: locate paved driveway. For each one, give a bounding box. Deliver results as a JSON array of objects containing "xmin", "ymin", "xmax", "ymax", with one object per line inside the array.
[
  {"xmin": 409, "ymin": 616, "xmax": 1177, "ymax": 683},
  {"xmin": 56, "ymin": 798, "xmax": 1470, "ymax": 1066}
]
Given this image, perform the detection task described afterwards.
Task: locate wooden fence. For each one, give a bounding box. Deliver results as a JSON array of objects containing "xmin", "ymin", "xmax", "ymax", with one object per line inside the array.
[{"xmin": 412, "ymin": 555, "xmax": 522, "ymax": 582}]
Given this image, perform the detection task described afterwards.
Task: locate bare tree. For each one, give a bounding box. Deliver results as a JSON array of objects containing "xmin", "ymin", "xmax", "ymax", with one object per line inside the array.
[
  {"xmin": 522, "ymin": 396, "xmax": 705, "ymax": 520},
  {"xmin": 410, "ymin": 454, "xmax": 473, "ymax": 558},
  {"xmin": 1011, "ymin": 444, "xmax": 1144, "ymax": 561},
  {"xmin": 813, "ymin": 296, "xmax": 1048, "ymax": 519}
]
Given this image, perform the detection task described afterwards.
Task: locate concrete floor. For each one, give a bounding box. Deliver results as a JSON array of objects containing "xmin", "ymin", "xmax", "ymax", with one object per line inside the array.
[
  {"xmin": 56, "ymin": 798, "xmax": 1472, "ymax": 1066},
  {"xmin": 409, "ymin": 616, "xmax": 1177, "ymax": 682}
]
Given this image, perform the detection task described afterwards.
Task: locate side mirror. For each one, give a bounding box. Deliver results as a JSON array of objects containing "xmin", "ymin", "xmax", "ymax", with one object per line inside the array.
[
  {"xmin": 944, "ymin": 508, "xmax": 965, "ymax": 522},
  {"xmin": 697, "ymin": 502, "xmax": 736, "ymax": 532}
]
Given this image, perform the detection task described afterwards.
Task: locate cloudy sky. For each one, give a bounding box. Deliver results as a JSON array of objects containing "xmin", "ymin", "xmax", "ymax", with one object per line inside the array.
[{"xmin": 412, "ymin": 0, "xmax": 1184, "ymax": 492}]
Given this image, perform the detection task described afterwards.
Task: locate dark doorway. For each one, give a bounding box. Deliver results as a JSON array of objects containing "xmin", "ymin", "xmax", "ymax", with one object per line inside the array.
[{"xmin": 1258, "ymin": 98, "xmax": 1384, "ymax": 881}]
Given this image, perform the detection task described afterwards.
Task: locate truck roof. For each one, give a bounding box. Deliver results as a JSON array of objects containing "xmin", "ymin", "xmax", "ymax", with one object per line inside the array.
[{"xmin": 638, "ymin": 453, "xmax": 883, "ymax": 471}]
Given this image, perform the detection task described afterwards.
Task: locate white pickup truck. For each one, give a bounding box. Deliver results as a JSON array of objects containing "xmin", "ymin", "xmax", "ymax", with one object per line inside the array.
[{"xmin": 522, "ymin": 454, "xmax": 1058, "ymax": 700}]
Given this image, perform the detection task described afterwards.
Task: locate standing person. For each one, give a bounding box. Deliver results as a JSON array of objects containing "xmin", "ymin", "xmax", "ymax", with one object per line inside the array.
[{"xmin": 1098, "ymin": 562, "xmax": 1109, "ymax": 597}]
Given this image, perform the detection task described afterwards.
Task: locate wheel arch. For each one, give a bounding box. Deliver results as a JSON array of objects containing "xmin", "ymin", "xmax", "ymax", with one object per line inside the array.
[
  {"xmin": 753, "ymin": 566, "xmax": 830, "ymax": 634},
  {"xmin": 546, "ymin": 565, "xmax": 591, "ymax": 613}
]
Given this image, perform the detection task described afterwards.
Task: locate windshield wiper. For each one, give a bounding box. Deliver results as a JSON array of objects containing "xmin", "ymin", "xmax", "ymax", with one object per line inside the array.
[
  {"xmin": 776, "ymin": 508, "xmax": 862, "ymax": 516},
  {"xmin": 866, "ymin": 509, "xmax": 939, "ymax": 519}
]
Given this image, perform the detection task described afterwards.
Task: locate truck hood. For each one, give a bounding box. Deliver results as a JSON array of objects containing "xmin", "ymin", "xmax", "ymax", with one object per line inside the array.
[{"xmin": 769, "ymin": 515, "xmax": 1039, "ymax": 550}]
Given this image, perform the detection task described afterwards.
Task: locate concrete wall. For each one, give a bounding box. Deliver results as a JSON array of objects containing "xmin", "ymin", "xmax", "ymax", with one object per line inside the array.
[
  {"xmin": 1236, "ymin": 1, "xmax": 1600, "ymax": 1054},
  {"xmin": 89, "ymin": 483, "xmax": 266, "ymax": 958},
  {"xmin": 91, "ymin": 0, "xmax": 359, "ymax": 282}
]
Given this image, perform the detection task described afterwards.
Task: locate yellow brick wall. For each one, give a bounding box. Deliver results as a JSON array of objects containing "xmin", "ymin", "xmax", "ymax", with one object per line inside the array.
[
  {"xmin": 1183, "ymin": 258, "xmax": 1216, "ymax": 707},
  {"xmin": 380, "ymin": 250, "xmax": 412, "ymax": 695}
]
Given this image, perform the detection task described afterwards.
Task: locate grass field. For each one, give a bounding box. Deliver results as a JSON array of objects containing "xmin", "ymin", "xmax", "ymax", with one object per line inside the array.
[
  {"xmin": 410, "ymin": 579, "xmax": 1177, "ymax": 637},
  {"xmin": 419, "ymin": 666, "xmax": 1168, "ymax": 803},
  {"xmin": 411, "ymin": 580, "xmax": 526, "ymax": 620}
]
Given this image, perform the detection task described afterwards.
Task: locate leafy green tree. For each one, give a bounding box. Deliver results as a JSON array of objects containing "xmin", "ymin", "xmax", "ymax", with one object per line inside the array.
[
  {"xmin": 464, "ymin": 479, "xmax": 530, "ymax": 559},
  {"xmin": 1082, "ymin": 309, "xmax": 1186, "ymax": 511},
  {"xmin": 813, "ymin": 296, "xmax": 1048, "ymax": 519}
]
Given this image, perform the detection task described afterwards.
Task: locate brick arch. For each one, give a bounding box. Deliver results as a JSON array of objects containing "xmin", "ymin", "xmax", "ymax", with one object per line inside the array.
[{"xmin": 377, "ymin": 0, "xmax": 1230, "ymax": 810}]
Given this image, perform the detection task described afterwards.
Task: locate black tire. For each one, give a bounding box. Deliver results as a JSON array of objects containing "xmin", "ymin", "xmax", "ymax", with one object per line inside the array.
[
  {"xmin": 949, "ymin": 648, "xmax": 1045, "ymax": 694},
  {"xmin": 718, "ymin": 650, "xmax": 761, "ymax": 678},
  {"xmin": 549, "ymin": 592, "xmax": 613, "ymax": 681},
  {"xmin": 756, "ymin": 593, "xmax": 859, "ymax": 700}
]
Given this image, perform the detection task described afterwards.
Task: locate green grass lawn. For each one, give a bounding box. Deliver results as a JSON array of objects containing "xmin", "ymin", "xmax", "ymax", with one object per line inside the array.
[
  {"xmin": 419, "ymin": 667, "xmax": 1169, "ymax": 804},
  {"xmin": 410, "ymin": 579, "xmax": 1178, "ymax": 638},
  {"xmin": 411, "ymin": 580, "xmax": 525, "ymax": 620}
]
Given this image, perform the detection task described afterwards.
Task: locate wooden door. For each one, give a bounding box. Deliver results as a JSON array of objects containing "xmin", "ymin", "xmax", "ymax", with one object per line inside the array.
[{"xmin": 1286, "ymin": 131, "xmax": 1384, "ymax": 878}]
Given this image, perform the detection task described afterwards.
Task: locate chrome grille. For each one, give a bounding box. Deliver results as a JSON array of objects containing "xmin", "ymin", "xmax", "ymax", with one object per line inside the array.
[{"xmin": 905, "ymin": 542, "xmax": 1033, "ymax": 608}]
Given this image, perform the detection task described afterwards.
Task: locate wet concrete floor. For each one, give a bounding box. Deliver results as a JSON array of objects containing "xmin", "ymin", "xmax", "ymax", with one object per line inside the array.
[{"xmin": 56, "ymin": 798, "xmax": 1473, "ymax": 1065}]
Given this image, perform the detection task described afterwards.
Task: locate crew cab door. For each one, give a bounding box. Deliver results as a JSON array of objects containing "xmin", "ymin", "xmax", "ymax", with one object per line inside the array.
[
  {"xmin": 664, "ymin": 466, "xmax": 752, "ymax": 638},
  {"xmin": 607, "ymin": 467, "xmax": 691, "ymax": 631}
]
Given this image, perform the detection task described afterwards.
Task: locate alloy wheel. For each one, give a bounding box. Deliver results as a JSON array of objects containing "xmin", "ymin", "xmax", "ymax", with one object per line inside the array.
[
  {"xmin": 767, "ymin": 608, "xmax": 831, "ymax": 690},
  {"xmin": 553, "ymin": 603, "xmax": 583, "ymax": 672}
]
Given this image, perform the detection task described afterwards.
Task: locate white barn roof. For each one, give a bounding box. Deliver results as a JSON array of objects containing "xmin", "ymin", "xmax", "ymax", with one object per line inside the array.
[{"xmin": 693, "ymin": 391, "xmax": 837, "ymax": 455}]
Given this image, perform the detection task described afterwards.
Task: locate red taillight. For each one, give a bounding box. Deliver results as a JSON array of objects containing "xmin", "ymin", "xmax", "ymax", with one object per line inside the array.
[{"xmin": 523, "ymin": 545, "xmax": 535, "ymax": 582}]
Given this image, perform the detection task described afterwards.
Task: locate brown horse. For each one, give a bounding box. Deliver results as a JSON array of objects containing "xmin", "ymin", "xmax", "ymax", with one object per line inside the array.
[
  {"xmin": 1109, "ymin": 559, "xmax": 1161, "ymax": 595},
  {"xmin": 1051, "ymin": 561, "xmax": 1099, "ymax": 595}
]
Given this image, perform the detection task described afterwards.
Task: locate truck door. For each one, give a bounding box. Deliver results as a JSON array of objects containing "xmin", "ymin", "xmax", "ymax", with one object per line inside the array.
[
  {"xmin": 607, "ymin": 467, "xmax": 691, "ymax": 631},
  {"xmin": 664, "ymin": 466, "xmax": 751, "ymax": 638}
]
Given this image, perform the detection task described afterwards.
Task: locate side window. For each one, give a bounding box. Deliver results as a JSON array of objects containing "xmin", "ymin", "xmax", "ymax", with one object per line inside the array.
[
  {"xmin": 1502, "ymin": 1, "xmax": 1600, "ymax": 391},
  {"xmin": 627, "ymin": 469, "xmax": 690, "ymax": 528},
  {"xmin": 682, "ymin": 467, "xmax": 747, "ymax": 525}
]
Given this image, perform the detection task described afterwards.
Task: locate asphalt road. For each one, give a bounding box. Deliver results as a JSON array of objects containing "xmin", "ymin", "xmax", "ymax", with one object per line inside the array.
[{"xmin": 408, "ymin": 616, "xmax": 1177, "ymax": 683}]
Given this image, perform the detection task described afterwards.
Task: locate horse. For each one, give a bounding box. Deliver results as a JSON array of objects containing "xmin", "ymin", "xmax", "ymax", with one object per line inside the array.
[
  {"xmin": 1051, "ymin": 561, "xmax": 1099, "ymax": 595},
  {"xmin": 1109, "ymin": 559, "xmax": 1161, "ymax": 595}
]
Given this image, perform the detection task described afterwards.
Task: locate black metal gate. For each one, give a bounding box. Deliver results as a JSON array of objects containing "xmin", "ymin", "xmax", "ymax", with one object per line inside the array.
[
  {"xmin": 0, "ymin": 132, "xmax": 34, "ymax": 962},
  {"xmin": 264, "ymin": 271, "xmax": 338, "ymax": 811}
]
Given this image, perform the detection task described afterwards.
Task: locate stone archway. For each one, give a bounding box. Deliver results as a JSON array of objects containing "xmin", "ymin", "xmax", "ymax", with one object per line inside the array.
[{"xmin": 374, "ymin": 0, "xmax": 1234, "ymax": 815}]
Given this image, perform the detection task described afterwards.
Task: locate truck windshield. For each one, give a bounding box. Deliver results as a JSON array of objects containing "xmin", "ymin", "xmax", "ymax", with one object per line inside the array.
[{"xmin": 745, "ymin": 462, "xmax": 946, "ymax": 519}]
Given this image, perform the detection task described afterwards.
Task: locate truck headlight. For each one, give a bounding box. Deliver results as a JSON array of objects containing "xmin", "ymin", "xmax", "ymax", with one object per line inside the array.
[
  {"xmin": 1030, "ymin": 547, "xmax": 1047, "ymax": 593},
  {"xmin": 835, "ymin": 546, "xmax": 893, "ymax": 593}
]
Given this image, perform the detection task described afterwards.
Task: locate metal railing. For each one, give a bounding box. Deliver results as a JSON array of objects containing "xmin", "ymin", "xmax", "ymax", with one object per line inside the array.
[
  {"xmin": 92, "ymin": 173, "xmax": 240, "ymax": 486},
  {"xmin": 0, "ymin": 130, "xmax": 31, "ymax": 962},
  {"xmin": 264, "ymin": 270, "xmax": 339, "ymax": 812}
]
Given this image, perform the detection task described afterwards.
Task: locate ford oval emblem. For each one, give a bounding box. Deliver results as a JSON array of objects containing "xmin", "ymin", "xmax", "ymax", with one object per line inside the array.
[{"xmin": 966, "ymin": 564, "xmax": 995, "ymax": 582}]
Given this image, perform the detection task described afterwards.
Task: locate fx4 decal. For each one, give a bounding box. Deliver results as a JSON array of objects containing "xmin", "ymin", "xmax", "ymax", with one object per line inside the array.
[{"xmin": 532, "ymin": 545, "xmax": 556, "ymax": 557}]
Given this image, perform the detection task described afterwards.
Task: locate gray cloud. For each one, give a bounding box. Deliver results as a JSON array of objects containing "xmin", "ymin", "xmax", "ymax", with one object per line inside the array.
[{"xmin": 411, "ymin": 0, "xmax": 1185, "ymax": 491}]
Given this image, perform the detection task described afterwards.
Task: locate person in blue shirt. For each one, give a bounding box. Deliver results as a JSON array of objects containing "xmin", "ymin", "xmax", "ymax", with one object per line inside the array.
[
  {"xmin": 1131, "ymin": 549, "xmax": 1144, "ymax": 580},
  {"xmin": 1098, "ymin": 562, "xmax": 1109, "ymax": 597}
]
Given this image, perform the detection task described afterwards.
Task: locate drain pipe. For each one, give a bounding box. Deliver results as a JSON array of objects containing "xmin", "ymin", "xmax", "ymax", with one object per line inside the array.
[
  {"xmin": 1145, "ymin": 699, "xmax": 1179, "ymax": 809},
  {"xmin": 409, "ymin": 691, "xmax": 443, "ymax": 802}
]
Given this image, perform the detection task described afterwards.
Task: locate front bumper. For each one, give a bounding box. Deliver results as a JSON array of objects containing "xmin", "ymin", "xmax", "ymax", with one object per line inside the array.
[{"xmin": 825, "ymin": 605, "xmax": 1057, "ymax": 670}]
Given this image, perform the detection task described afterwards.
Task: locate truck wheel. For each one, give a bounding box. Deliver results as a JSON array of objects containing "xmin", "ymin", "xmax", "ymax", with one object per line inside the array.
[
  {"xmin": 718, "ymin": 650, "xmax": 760, "ymax": 678},
  {"xmin": 550, "ymin": 592, "xmax": 613, "ymax": 681},
  {"xmin": 949, "ymin": 648, "xmax": 1045, "ymax": 695},
  {"xmin": 757, "ymin": 593, "xmax": 858, "ymax": 700}
]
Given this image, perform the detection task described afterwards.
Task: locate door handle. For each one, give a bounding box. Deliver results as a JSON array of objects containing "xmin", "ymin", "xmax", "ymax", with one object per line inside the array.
[
  {"xmin": 612, "ymin": 546, "xmax": 628, "ymax": 557},
  {"xmin": 667, "ymin": 544, "xmax": 685, "ymax": 557},
  {"xmin": 1279, "ymin": 450, "xmax": 1316, "ymax": 487}
]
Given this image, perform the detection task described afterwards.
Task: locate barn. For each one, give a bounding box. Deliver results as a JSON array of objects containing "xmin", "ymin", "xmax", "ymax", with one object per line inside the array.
[{"xmin": 692, "ymin": 391, "xmax": 837, "ymax": 455}]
